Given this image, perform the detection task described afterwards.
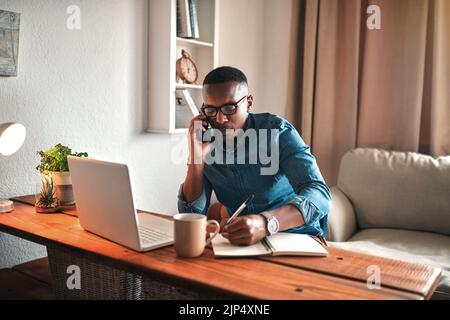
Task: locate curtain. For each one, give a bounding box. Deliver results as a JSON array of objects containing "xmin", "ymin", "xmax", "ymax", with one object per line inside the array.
[{"xmin": 287, "ymin": 0, "xmax": 450, "ymax": 186}]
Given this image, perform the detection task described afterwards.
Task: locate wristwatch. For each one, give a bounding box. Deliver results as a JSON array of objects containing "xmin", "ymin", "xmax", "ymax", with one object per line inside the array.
[{"xmin": 261, "ymin": 211, "xmax": 279, "ymax": 236}]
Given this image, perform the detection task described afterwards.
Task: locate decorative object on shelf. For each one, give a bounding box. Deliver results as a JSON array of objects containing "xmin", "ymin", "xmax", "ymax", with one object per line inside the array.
[
  {"xmin": 36, "ymin": 144, "xmax": 88, "ymax": 206},
  {"xmin": 176, "ymin": 0, "xmax": 192, "ymax": 38},
  {"xmin": 35, "ymin": 176, "xmax": 60, "ymax": 213},
  {"xmin": 175, "ymin": 89, "xmax": 199, "ymax": 128},
  {"xmin": 176, "ymin": 49, "xmax": 198, "ymax": 84},
  {"xmin": 0, "ymin": 10, "xmax": 20, "ymax": 77},
  {"xmin": 176, "ymin": 0, "xmax": 200, "ymax": 39},
  {"xmin": 188, "ymin": 0, "xmax": 200, "ymax": 39}
]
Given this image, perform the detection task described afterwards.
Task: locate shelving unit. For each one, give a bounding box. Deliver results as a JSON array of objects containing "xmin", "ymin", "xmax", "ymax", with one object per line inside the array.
[{"xmin": 148, "ymin": 0, "xmax": 219, "ymax": 134}]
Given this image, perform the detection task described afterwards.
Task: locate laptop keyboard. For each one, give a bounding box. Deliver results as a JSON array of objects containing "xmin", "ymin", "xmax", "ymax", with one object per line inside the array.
[{"xmin": 138, "ymin": 225, "xmax": 172, "ymax": 245}]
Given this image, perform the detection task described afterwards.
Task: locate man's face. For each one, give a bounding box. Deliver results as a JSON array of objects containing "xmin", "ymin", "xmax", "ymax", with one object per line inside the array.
[{"xmin": 202, "ymin": 81, "xmax": 253, "ymax": 134}]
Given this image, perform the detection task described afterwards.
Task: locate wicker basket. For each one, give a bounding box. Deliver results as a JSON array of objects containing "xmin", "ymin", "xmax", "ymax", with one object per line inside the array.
[
  {"xmin": 46, "ymin": 245, "xmax": 232, "ymax": 300},
  {"xmin": 47, "ymin": 245, "xmax": 143, "ymax": 300}
]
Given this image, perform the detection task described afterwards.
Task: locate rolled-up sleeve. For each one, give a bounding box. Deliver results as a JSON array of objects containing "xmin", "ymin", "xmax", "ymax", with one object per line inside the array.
[
  {"xmin": 177, "ymin": 176, "xmax": 213, "ymax": 215},
  {"xmin": 279, "ymin": 123, "xmax": 331, "ymax": 232}
]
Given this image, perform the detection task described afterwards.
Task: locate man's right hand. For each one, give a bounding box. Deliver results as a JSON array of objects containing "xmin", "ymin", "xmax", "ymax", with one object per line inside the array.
[
  {"xmin": 183, "ymin": 114, "xmax": 211, "ymax": 203},
  {"xmin": 188, "ymin": 114, "xmax": 212, "ymax": 165}
]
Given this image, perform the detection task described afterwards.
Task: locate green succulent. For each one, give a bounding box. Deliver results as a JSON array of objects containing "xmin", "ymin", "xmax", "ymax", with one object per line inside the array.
[
  {"xmin": 36, "ymin": 143, "xmax": 88, "ymax": 174},
  {"xmin": 36, "ymin": 176, "xmax": 59, "ymax": 208}
]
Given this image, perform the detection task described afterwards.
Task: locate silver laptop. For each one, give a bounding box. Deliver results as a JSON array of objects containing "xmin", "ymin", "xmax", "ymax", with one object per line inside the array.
[{"xmin": 68, "ymin": 156, "xmax": 174, "ymax": 252}]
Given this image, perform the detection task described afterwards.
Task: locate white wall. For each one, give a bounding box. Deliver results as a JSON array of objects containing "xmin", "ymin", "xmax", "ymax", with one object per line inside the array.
[
  {"xmin": 218, "ymin": 0, "xmax": 294, "ymax": 116},
  {"xmin": 0, "ymin": 0, "xmax": 294, "ymax": 268},
  {"xmin": 261, "ymin": 0, "xmax": 295, "ymax": 117},
  {"xmin": 217, "ymin": 0, "xmax": 266, "ymax": 109},
  {"xmin": 0, "ymin": 0, "xmax": 189, "ymax": 267}
]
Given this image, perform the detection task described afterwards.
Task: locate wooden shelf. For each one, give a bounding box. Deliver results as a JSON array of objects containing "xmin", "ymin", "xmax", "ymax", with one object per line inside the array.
[
  {"xmin": 176, "ymin": 83, "xmax": 203, "ymax": 90},
  {"xmin": 146, "ymin": 127, "xmax": 188, "ymax": 134},
  {"xmin": 176, "ymin": 37, "xmax": 213, "ymax": 48}
]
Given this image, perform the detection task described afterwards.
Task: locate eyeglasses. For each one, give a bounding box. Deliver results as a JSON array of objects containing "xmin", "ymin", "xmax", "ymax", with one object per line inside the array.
[{"xmin": 201, "ymin": 95, "xmax": 248, "ymax": 117}]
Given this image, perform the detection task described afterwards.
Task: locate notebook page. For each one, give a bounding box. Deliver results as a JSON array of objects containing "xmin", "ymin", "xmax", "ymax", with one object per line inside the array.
[
  {"xmin": 267, "ymin": 233, "xmax": 328, "ymax": 256},
  {"xmin": 211, "ymin": 234, "xmax": 270, "ymax": 257}
]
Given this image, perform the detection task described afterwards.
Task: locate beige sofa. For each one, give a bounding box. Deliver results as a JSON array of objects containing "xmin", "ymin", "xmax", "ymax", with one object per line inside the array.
[{"xmin": 327, "ymin": 148, "xmax": 450, "ymax": 300}]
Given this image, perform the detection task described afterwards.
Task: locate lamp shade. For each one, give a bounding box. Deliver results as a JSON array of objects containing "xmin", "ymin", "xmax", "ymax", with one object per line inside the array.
[{"xmin": 0, "ymin": 122, "xmax": 26, "ymax": 156}]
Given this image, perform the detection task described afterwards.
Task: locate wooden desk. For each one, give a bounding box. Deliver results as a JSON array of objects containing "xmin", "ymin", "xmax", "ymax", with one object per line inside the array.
[{"xmin": 0, "ymin": 200, "xmax": 441, "ymax": 300}]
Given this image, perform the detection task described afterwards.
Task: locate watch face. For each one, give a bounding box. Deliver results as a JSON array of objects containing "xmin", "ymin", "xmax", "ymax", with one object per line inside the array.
[{"xmin": 267, "ymin": 219, "xmax": 278, "ymax": 234}]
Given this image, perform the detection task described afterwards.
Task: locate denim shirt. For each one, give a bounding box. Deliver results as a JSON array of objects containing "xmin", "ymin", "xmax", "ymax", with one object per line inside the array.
[{"xmin": 177, "ymin": 112, "xmax": 331, "ymax": 237}]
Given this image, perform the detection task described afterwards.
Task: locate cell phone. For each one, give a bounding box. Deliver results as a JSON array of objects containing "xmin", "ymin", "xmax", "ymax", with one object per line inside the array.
[
  {"xmin": 195, "ymin": 114, "xmax": 211, "ymax": 142},
  {"xmin": 201, "ymin": 114, "xmax": 211, "ymax": 141}
]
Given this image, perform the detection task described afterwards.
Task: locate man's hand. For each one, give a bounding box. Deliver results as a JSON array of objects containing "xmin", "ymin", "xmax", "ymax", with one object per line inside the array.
[
  {"xmin": 222, "ymin": 215, "xmax": 268, "ymax": 246},
  {"xmin": 188, "ymin": 114, "xmax": 212, "ymax": 165}
]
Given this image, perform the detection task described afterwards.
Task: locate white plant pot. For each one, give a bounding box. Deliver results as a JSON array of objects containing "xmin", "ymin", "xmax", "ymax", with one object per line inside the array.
[{"xmin": 48, "ymin": 171, "xmax": 75, "ymax": 206}]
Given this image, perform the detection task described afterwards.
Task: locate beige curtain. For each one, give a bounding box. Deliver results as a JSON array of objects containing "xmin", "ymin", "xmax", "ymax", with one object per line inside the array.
[{"xmin": 287, "ymin": 0, "xmax": 450, "ymax": 186}]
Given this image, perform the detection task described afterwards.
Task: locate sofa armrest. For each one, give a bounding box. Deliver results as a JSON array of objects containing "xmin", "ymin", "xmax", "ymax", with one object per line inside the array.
[{"xmin": 327, "ymin": 186, "xmax": 358, "ymax": 242}]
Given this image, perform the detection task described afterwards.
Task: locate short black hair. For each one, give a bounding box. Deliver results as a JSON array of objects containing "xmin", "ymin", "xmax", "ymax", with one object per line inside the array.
[{"xmin": 203, "ymin": 66, "xmax": 248, "ymax": 86}]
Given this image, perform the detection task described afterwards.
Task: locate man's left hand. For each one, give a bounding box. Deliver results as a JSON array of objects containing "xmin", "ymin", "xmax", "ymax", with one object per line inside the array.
[{"xmin": 222, "ymin": 215, "xmax": 268, "ymax": 246}]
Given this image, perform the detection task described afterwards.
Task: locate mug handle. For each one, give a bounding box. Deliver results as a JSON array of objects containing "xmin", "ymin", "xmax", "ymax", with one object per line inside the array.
[{"xmin": 205, "ymin": 220, "xmax": 220, "ymax": 246}]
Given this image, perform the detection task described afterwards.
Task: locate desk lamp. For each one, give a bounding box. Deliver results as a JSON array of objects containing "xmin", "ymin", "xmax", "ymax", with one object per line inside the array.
[{"xmin": 0, "ymin": 122, "xmax": 26, "ymax": 213}]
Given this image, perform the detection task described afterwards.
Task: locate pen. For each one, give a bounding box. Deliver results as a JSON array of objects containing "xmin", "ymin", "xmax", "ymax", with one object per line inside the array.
[{"xmin": 225, "ymin": 194, "xmax": 255, "ymax": 225}]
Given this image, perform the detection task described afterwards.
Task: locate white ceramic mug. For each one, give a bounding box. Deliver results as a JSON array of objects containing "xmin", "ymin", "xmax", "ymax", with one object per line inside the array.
[{"xmin": 174, "ymin": 214, "xmax": 220, "ymax": 258}]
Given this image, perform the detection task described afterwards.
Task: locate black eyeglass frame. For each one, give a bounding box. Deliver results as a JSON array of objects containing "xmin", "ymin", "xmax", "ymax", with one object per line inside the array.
[{"xmin": 201, "ymin": 95, "xmax": 248, "ymax": 117}]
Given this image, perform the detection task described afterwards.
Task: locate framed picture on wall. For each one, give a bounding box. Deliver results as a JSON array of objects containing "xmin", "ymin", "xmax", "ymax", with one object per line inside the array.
[{"xmin": 0, "ymin": 10, "xmax": 21, "ymax": 77}]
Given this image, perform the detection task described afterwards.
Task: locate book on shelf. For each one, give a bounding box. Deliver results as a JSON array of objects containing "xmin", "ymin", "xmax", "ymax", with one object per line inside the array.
[
  {"xmin": 188, "ymin": 0, "xmax": 200, "ymax": 39},
  {"xmin": 211, "ymin": 233, "xmax": 328, "ymax": 258},
  {"xmin": 177, "ymin": 0, "xmax": 192, "ymax": 38},
  {"xmin": 175, "ymin": 89, "xmax": 199, "ymax": 128}
]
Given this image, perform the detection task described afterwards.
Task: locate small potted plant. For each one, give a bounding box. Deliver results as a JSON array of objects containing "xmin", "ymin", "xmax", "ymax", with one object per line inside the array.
[
  {"xmin": 36, "ymin": 144, "xmax": 88, "ymax": 205},
  {"xmin": 35, "ymin": 176, "xmax": 60, "ymax": 213}
]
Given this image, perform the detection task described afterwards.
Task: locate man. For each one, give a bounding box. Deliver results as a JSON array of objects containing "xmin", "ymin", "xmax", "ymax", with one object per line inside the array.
[{"xmin": 178, "ymin": 66, "xmax": 331, "ymax": 246}]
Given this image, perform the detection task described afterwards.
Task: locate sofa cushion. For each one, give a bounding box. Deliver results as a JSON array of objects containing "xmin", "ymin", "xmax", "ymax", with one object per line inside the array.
[
  {"xmin": 327, "ymin": 186, "xmax": 358, "ymax": 242},
  {"xmin": 337, "ymin": 148, "xmax": 450, "ymax": 236},
  {"xmin": 330, "ymin": 228, "xmax": 450, "ymax": 299}
]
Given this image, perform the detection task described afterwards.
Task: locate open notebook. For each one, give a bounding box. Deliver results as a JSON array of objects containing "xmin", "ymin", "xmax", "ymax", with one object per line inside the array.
[{"xmin": 211, "ymin": 233, "xmax": 328, "ymax": 257}]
